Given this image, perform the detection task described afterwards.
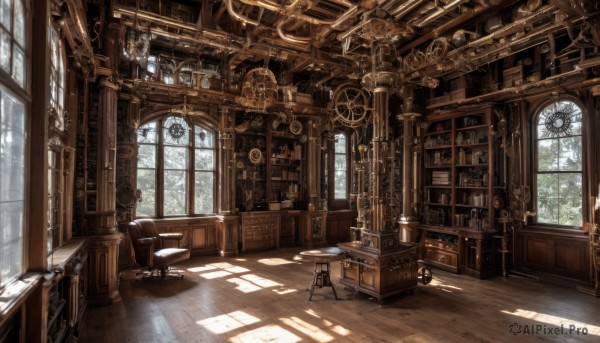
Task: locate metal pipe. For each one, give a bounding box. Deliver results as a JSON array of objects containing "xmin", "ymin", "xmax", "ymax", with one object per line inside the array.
[
  {"xmin": 226, "ymin": 0, "xmax": 260, "ymax": 26},
  {"xmin": 392, "ymin": 0, "xmax": 424, "ymax": 20},
  {"xmin": 277, "ymin": 19, "xmax": 311, "ymax": 44},
  {"xmin": 412, "ymin": 0, "xmax": 468, "ymax": 28},
  {"xmin": 237, "ymin": 0, "xmax": 345, "ymax": 25}
]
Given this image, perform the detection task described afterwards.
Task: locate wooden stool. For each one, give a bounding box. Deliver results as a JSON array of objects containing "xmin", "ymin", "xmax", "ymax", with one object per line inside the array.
[{"xmin": 299, "ymin": 247, "xmax": 345, "ymax": 301}]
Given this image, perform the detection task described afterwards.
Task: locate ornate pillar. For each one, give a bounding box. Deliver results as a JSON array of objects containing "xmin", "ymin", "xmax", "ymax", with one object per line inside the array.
[
  {"xmin": 306, "ymin": 117, "xmax": 322, "ymax": 211},
  {"xmin": 397, "ymin": 112, "xmax": 421, "ymax": 242},
  {"xmin": 371, "ymin": 87, "xmax": 388, "ymax": 234},
  {"xmin": 86, "ymin": 23, "xmax": 122, "ymax": 305}
]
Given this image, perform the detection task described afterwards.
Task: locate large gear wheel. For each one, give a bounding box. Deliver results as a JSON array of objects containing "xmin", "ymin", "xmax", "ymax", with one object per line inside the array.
[
  {"xmin": 425, "ymin": 37, "xmax": 448, "ymax": 65},
  {"xmin": 403, "ymin": 49, "xmax": 425, "ymax": 72},
  {"xmin": 332, "ymin": 84, "xmax": 369, "ymax": 127}
]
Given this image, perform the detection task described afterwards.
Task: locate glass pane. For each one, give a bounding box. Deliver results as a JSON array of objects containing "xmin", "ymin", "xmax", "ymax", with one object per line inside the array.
[
  {"xmin": 0, "ymin": 88, "xmax": 25, "ymax": 202},
  {"xmin": 0, "ymin": 85, "xmax": 25, "ymax": 288},
  {"xmin": 195, "ymin": 149, "xmax": 214, "ymax": 170},
  {"xmin": 0, "ymin": 0, "xmax": 10, "ymax": 30},
  {"xmin": 334, "ymin": 133, "xmax": 346, "ymax": 153},
  {"xmin": 137, "ymin": 122, "xmax": 157, "ymax": 143},
  {"xmin": 164, "ymin": 170, "xmax": 187, "ymax": 215},
  {"xmin": 536, "ymin": 173, "xmax": 582, "ymax": 226},
  {"xmin": 334, "ymin": 154, "xmax": 346, "ymax": 171},
  {"xmin": 137, "ymin": 144, "xmax": 156, "ymax": 168},
  {"xmin": 194, "ymin": 127, "xmax": 214, "ymax": 148},
  {"xmin": 136, "ymin": 169, "xmax": 156, "ymax": 217},
  {"xmin": 164, "ymin": 146, "xmax": 188, "ymax": 169},
  {"xmin": 12, "ymin": 45, "xmax": 24, "ymax": 87},
  {"xmin": 558, "ymin": 136, "xmax": 581, "ymax": 171},
  {"xmin": 334, "ymin": 170, "xmax": 347, "ymax": 199},
  {"xmin": 558, "ymin": 196, "xmax": 582, "ymax": 227},
  {"xmin": 536, "ymin": 139, "xmax": 558, "ymax": 172},
  {"xmin": 195, "ymin": 171, "xmax": 214, "ymax": 214},
  {"xmin": 558, "ymin": 173, "xmax": 582, "ymax": 226},
  {"xmin": 14, "ymin": 0, "xmax": 24, "ymax": 47},
  {"xmin": 0, "ymin": 28, "xmax": 10, "ymax": 73}
]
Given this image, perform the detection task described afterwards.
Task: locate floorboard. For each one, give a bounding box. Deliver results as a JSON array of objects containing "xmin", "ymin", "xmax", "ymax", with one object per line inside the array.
[{"xmin": 80, "ymin": 248, "xmax": 600, "ymax": 343}]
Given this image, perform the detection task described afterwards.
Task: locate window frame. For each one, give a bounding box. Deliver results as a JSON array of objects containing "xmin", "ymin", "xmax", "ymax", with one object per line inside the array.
[
  {"xmin": 325, "ymin": 130, "xmax": 351, "ymax": 210},
  {"xmin": 0, "ymin": 0, "xmax": 29, "ymax": 291},
  {"xmin": 531, "ymin": 97, "xmax": 586, "ymax": 230},
  {"xmin": 136, "ymin": 114, "xmax": 217, "ymax": 218}
]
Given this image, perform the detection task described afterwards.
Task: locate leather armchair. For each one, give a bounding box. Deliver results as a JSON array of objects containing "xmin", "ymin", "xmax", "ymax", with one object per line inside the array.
[{"xmin": 128, "ymin": 219, "xmax": 191, "ymax": 279}]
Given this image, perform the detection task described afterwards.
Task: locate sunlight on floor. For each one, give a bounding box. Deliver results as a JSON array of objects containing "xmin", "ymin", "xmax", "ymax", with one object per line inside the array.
[
  {"xmin": 230, "ymin": 324, "xmax": 302, "ymax": 343},
  {"xmin": 501, "ymin": 309, "xmax": 600, "ymax": 336},
  {"xmin": 186, "ymin": 265, "xmax": 217, "ymax": 273},
  {"xmin": 241, "ymin": 274, "xmax": 282, "ymax": 288},
  {"xmin": 200, "ymin": 270, "xmax": 233, "ymax": 279},
  {"xmin": 429, "ymin": 278, "xmax": 463, "ymax": 292},
  {"xmin": 272, "ymin": 287, "xmax": 298, "ymax": 295},
  {"xmin": 258, "ymin": 258, "xmax": 298, "ymax": 265},
  {"xmin": 226, "ymin": 277, "xmax": 263, "ymax": 293},
  {"xmin": 279, "ymin": 317, "xmax": 335, "ymax": 342},
  {"xmin": 197, "ymin": 310, "xmax": 261, "ymax": 334}
]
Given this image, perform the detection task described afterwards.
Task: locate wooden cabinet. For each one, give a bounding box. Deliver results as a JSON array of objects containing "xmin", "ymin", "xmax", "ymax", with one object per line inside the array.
[
  {"xmin": 47, "ymin": 238, "xmax": 89, "ymax": 342},
  {"xmin": 240, "ymin": 212, "xmax": 280, "ymax": 252},
  {"xmin": 338, "ymin": 242, "xmax": 420, "ymax": 302},
  {"xmin": 280, "ymin": 210, "xmax": 301, "ymax": 247},
  {"xmin": 419, "ymin": 106, "xmax": 501, "ymax": 279},
  {"xmin": 420, "ymin": 224, "xmax": 497, "ymax": 279}
]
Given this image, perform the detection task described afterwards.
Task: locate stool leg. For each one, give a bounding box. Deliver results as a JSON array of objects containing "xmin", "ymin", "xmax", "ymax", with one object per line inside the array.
[{"xmin": 309, "ymin": 263, "xmax": 318, "ymax": 301}]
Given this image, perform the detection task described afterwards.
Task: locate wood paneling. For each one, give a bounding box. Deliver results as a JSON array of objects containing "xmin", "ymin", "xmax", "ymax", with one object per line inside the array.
[
  {"xmin": 152, "ymin": 217, "xmax": 219, "ymax": 256},
  {"xmin": 326, "ymin": 210, "xmax": 356, "ymax": 244},
  {"xmin": 516, "ymin": 228, "xmax": 590, "ymax": 283},
  {"xmin": 524, "ymin": 238, "xmax": 547, "ymax": 267}
]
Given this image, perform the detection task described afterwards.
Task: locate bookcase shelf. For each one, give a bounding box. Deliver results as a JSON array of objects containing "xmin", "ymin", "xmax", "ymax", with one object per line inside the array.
[{"xmin": 419, "ymin": 105, "xmax": 501, "ymax": 279}]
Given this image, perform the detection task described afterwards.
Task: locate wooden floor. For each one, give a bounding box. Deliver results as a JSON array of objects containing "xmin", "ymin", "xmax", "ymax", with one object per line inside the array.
[{"xmin": 80, "ymin": 248, "xmax": 600, "ymax": 343}]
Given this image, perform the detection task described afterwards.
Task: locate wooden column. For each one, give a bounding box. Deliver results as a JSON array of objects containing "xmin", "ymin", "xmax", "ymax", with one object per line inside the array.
[
  {"xmin": 219, "ymin": 108, "xmax": 235, "ymax": 214},
  {"xmin": 26, "ymin": 2, "xmax": 50, "ymax": 341},
  {"xmin": 216, "ymin": 215, "xmax": 239, "ymax": 257},
  {"xmin": 87, "ymin": 232, "xmax": 122, "ymax": 305}
]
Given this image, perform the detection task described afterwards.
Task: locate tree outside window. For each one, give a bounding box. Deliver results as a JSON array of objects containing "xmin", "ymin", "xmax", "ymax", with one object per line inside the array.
[
  {"xmin": 334, "ymin": 132, "xmax": 348, "ymax": 200},
  {"xmin": 136, "ymin": 116, "xmax": 216, "ymax": 217}
]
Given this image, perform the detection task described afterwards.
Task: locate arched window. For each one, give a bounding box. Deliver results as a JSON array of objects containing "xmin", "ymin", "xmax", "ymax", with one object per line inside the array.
[
  {"xmin": 0, "ymin": 0, "xmax": 28, "ymax": 288},
  {"xmin": 534, "ymin": 99, "xmax": 583, "ymax": 227},
  {"xmin": 136, "ymin": 115, "xmax": 216, "ymax": 217}
]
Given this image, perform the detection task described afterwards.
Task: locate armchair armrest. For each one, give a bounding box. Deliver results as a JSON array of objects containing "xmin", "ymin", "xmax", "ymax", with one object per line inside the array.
[
  {"xmin": 136, "ymin": 237, "xmax": 156, "ymax": 245},
  {"xmin": 135, "ymin": 237, "xmax": 156, "ymax": 266}
]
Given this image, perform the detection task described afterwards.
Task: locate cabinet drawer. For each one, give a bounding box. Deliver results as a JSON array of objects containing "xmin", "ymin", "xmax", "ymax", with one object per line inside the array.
[
  {"xmin": 425, "ymin": 248, "xmax": 458, "ymax": 268},
  {"xmin": 424, "ymin": 238, "xmax": 458, "ymax": 252}
]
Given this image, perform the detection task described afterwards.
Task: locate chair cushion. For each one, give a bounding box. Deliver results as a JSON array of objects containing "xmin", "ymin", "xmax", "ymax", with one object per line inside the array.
[{"xmin": 153, "ymin": 248, "xmax": 190, "ymax": 268}]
